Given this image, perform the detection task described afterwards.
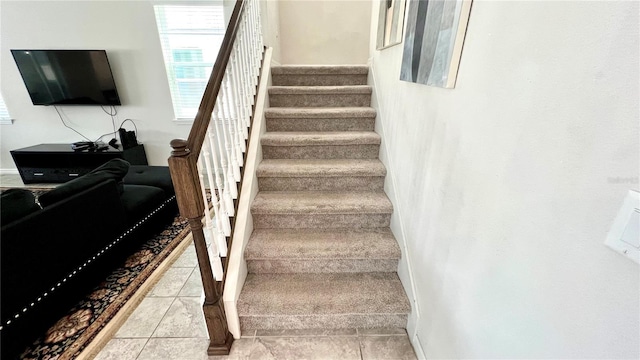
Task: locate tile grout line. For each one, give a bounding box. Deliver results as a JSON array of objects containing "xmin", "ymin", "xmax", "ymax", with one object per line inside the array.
[
  {"xmin": 146, "ymin": 296, "xmax": 178, "ymax": 341},
  {"xmin": 148, "ymin": 267, "xmax": 191, "ymax": 298},
  {"xmin": 175, "ymin": 266, "xmax": 198, "ymax": 297},
  {"xmin": 134, "ymin": 337, "xmax": 152, "ymax": 360}
]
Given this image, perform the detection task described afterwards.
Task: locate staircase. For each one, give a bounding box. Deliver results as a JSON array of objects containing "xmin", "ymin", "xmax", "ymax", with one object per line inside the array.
[{"xmin": 237, "ymin": 65, "xmax": 410, "ymax": 331}]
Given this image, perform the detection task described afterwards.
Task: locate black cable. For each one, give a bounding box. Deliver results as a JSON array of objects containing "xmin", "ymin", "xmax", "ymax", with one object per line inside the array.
[
  {"xmin": 94, "ymin": 118, "xmax": 138, "ymax": 143},
  {"xmin": 53, "ymin": 105, "xmax": 92, "ymax": 142},
  {"xmin": 120, "ymin": 118, "xmax": 138, "ymax": 136},
  {"xmin": 101, "ymin": 105, "xmax": 118, "ymax": 134},
  {"xmin": 93, "ymin": 130, "xmax": 118, "ymax": 143},
  {"xmin": 100, "ymin": 105, "xmax": 117, "ymax": 116}
]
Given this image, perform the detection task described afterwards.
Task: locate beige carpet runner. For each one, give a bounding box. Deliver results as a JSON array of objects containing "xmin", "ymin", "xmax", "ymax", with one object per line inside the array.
[{"xmin": 237, "ymin": 65, "xmax": 411, "ymax": 330}]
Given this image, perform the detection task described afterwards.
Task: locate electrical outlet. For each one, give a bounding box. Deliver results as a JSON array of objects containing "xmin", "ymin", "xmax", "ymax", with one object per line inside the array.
[{"xmin": 605, "ymin": 190, "xmax": 640, "ymax": 264}]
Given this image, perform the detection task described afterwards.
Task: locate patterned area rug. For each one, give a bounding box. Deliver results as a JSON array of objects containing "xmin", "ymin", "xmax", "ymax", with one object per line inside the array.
[{"xmin": 6, "ymin": 188, "xmax": 192, "ymax": 360}]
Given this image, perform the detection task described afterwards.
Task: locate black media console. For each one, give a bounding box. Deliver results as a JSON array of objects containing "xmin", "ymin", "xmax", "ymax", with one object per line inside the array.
[{"xmin": 11, "ymin": 143, "xmax": 148, "ymax": 184}]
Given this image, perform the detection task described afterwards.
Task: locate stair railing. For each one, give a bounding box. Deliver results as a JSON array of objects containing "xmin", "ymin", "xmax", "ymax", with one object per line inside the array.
[{"xmin": 167, "ymin": 0, "xmax": 263, "ymax": 355}]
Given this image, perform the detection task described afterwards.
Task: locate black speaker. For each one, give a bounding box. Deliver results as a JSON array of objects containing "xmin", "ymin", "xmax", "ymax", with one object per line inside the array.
[{"xmin": 118, "ymin": 128, "xmax": 138, "ymax": 149}]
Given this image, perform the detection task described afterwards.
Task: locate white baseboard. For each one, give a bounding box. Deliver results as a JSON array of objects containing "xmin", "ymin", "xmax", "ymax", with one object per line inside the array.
[
  {"xmin": 369, "ymin": 62, "xmax": 422, "ymax": 342},
  {"xmin": 0, "ymin": 169, "xmax": 19, "ymax": 175},
  {"xmin": 413, "ymin": 332, "xmax": 428, "ymax": 360}
]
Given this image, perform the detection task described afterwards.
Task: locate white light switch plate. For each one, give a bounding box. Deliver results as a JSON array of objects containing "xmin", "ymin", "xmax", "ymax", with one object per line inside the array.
[{"xmin": 605, "ymin": 190, "xmax": 640, "ymax": 264}]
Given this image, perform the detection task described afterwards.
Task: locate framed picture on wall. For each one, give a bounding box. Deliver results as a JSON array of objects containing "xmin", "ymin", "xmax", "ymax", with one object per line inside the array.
[
  {"xmin": 376, "ymin": 0, "xmax": 407, "ymax": 50},
  {"xmin": 400, "ymin": 0, "xmax": 473, "ymax": 88}
]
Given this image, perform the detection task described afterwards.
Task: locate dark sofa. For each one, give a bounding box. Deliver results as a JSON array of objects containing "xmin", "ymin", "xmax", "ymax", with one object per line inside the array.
[{"xmin": 0, "ymin": 160, "xmax": 177, "ymax": 359}]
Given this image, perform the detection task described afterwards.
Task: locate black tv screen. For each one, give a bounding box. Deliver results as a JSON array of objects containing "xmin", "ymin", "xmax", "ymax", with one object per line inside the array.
[{"xmin": 11, "ymin": 50, "xmax": 121, "ymax": 106}]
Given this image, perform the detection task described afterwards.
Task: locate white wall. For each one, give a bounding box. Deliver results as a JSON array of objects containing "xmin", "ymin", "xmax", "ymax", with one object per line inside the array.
[
  {"xmin": 260, "ymin": 0, "xmax": 281, "ymax": 64},
  {"xmin": 0, "ymin": 0, "xmax": 226, "ymax": 170},
  {"xmin": 278, "ymin": 0, "xmax": 371, "ymax": 65},
  {"xmin": 370, "ymin": 1, "xmax": 639, "ymax": 358}
]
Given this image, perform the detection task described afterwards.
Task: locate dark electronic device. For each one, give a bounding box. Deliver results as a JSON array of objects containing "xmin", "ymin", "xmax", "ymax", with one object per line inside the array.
[
  {"xmin": 11, "ymin": 49, "xmax": 121, "ymax": 106},
  {"xmin": 108, "ymin": 138, "xmax": 119, "ymax": 149},
  {"xmin": 118, "ymin": 128, "xmax": 138, "ymax": 149}
]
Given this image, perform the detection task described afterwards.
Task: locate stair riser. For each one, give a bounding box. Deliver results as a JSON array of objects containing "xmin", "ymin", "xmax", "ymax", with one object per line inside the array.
[
  {"xmin": 272, "ymin": 74, "xmax": 368, "ymax": 86},
  {"xmin": 252, "ymin": 214, "xmax": 391, "ymax": 229},
  {"xmin": 269, "ymin": 94, "xmax": 371, "ymax": 107},
  {"xmin": 258, "ymin": 176, "xmax": 385, "ymax": 191},
  {"xmin": 266, "ymin": 118, "xmax": 375, "ymax": 132},
  {"xmin": 247, "ymin": 259, "xmax": 398, "ymax": 274},
  {"xmin": 262, "ymin": 145, "xmax": 380, "ymax": 160},
  {"xmin": 240, "ymin": 314, "xmax": 408, "ymax": 330}
]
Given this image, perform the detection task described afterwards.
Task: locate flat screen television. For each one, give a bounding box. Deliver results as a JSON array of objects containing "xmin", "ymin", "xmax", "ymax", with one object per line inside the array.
[{"xmin": 11, "ymin": 49, "xmax": 121, "ymax": 106}]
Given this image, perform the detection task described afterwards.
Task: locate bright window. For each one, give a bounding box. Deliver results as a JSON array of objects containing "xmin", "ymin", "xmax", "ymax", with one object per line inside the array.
[
  {"xmin": 0, "ymin": 94, "xmax": 12, "ymax": 125},
  {"xmin": 154, "ymin": 5, "xmax": 225, "ymax": 121}
]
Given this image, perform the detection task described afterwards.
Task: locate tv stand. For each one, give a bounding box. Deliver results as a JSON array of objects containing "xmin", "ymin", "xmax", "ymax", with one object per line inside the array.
[{"xmin": 11, "ymin": 143, "xmax": 148, "ymax": 184}]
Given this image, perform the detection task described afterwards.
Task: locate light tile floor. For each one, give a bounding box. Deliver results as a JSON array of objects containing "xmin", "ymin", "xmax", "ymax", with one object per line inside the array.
[
  {"xmin": 1, "ymin": 175, "xmax": 417, "ymax": 359},
  {"xmin": 94, "ymin": 242, "xmax": 418, "ymax": 360}
]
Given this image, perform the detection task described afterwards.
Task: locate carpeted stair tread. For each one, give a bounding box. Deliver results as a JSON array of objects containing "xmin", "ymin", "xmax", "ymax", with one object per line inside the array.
[
  {"xmin": 265, "ymin": 109, "xmax": 376, "ymax": 132},
  {"xmin": 264, "ymin": 107, "xmax": 376, "ymax": 119},
  {"xmin": 251, "ymin": 191, "xmax": 393, "ymax": 215},
  {"xmin": 257, "ymin": 159, "xmax": 386, "ymax": 178},
  {"xmin": 237, "ymin": 273, "xmax": 410, "ymax": 316},
  {"xmin": 256, "ymin": 159, "xmax": 386, "ymax": 190},
  {"xmin": 265, "ymin": 107, "xmax": 376, "ymax": 131},
  {"xmin": 269, "ymin": 85, "xmax": 372, "ymax": 95},
  {"xmin": 271, "ymin": 65, "xmax": 369, "ymax": 75},
  {"xmin": 245, "ymin": 228, "xmax": 400, "ymax": 260},
  {"xmin": 269, "ymin": 86, "xmax": 371, "ymax": 107},
  {"xmin": 272, "ymin": 74, "xmax": 368, "ymax": 87},
  {"xmin": 261, "ymin": 131, "xmax": 380, "ymax": 146}
]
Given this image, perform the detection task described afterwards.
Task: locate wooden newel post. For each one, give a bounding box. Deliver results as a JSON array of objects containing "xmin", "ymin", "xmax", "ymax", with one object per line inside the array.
[{"xmin": 169, "ymin": 139, "xmax": 234, "ymax": 355}]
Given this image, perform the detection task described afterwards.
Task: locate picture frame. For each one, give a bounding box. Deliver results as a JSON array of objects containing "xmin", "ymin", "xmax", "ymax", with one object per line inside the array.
[
  {"xmin": 400, "ymin": 0, "xmax": 473, "ymax": 88},
  {"xmin": 376, "ymin": 0, "xmax": 407, "ymax": 50}
]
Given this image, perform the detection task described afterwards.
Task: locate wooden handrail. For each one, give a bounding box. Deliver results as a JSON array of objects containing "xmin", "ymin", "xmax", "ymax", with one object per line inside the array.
[
  {"xmin": 167, "ymin": 0, "xmax": 261, "ymax": 355},
  {"xmin": 186, "ymin": 0, "xmax": 245, "ymax": 157}
]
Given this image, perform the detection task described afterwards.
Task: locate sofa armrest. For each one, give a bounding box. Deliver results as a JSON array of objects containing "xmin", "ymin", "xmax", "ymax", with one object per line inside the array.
[{"xmin": 1, "ymin": 179, "xmax": 126, "ymax": 323}]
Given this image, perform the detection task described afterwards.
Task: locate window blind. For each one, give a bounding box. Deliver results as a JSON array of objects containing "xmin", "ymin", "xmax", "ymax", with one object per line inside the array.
[{"xmin": 154, "ymin": 5, "xmax": 226, "ymax": 121}]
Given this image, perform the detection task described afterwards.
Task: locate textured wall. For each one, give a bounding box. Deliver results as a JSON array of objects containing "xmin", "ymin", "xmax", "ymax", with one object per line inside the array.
[
  {"xmin": 278, "ymin": 0, "xmax": 371, "ymax": 65},
  {"xmin": 369, "ymin": 0, "xmax": 640, "ymax": 358},
  {"xmin": 259, "ymin": 0, "xmax": 282, "ymax": 64}
]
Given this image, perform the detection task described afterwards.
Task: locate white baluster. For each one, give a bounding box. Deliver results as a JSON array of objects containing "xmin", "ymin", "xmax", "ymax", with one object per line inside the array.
[
  {"xmin": 225, "ymin": 69, "xmax": 246, "ymax": 154},
  {"xmin": 219, "ymin": 80, "xmax": 242, "ymax": 182},
  {"xmin": 250, "ymin": 0, "xmax": 260, "ymax": 82},
  {"xmin": 222, "ymin": 68, "xmax": 244, "ymax": 154},
  {"xmin": 206, "ymin": 126, "xmax": 232, "ymax": 237},
  {"xmin": 207, "ymin": 243, "xmax": 224, "ymax": 281},
  {"xmin": 253, "ymin": 1, "xmax": 261, "ymax": 83},
  {"xmin": 236, "ymin": 35, "xmax": 252, "ymax": 128},
  {"xmin": 256, "ymin": 0, "xmax": 265, "ymax": 52},
  {"xmin": 244, "ymin": 3, "xmax": 254, "ymax": 83},
  {"xmin": 197, "ymin": 154, "xmax": 218, "ymax": 247},
  {"xmin": 216, "ymin": 102, "xmax": 239, "ymax": 202},
  {"xmin": 248, "ymin": 12, "xmax": 258, "ymax": 93},
  {"xmin": 212, "ymin": 103, "xmax": 237, "ymax": 214},
  {"xmin": 202, "ymin": 136, "xmax": 231, "ymax": 256},
  {"xmin": 240, "ymin": 21, "xmax": 255, "ymax": 107},
  {"xmin": 231, "ymin": 44, "xmax": 250, "ymax": 132},
  {"xmin": 198, "ymin": 156, "xmax": 224, "ymax": 281},
  {"xmin": 230, "ymin": 51, "xmax": 249, "ymax": 140}
]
